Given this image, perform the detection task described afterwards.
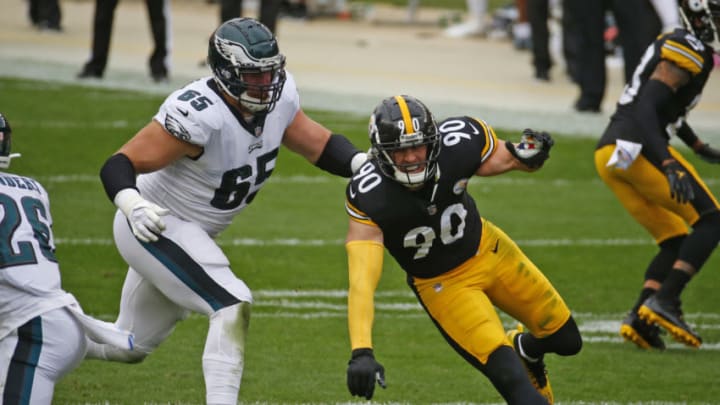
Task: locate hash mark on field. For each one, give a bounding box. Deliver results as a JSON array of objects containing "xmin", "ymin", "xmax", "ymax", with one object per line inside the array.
[
  {"xmin": 248, "ymin": 290, "xmax": 720, "ymax": 350},
  {"xmin": 54, "ymin": 237, "xmax": 655, "ymax": 247}
]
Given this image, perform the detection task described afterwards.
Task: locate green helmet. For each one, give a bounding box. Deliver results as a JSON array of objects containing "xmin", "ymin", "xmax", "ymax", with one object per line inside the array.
[
  {"xmin": 207, "ymin": 18, "xmax": 287, "ymax": 114},
  {"xmin": 0, "ymin": 113, "xmax": 19, "ymax": 169}
]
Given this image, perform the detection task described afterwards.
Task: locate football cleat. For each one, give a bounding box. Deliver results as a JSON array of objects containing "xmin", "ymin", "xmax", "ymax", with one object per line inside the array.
[
  {"xmin": 507, "ymin": 324, "xmax": 553, "ymax": 404},
  {"xmin": 638, "ymin": 296, "xmax": 702, "ymax": 348},
  {"xmin": 619, "ymin": 310, "xmax": 665, "ymax": 350}
]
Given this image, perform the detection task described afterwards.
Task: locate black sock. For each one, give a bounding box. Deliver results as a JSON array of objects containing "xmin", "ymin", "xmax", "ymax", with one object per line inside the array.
[
  {"xmin": 632, "ymin": 288, "xmax": 656, "ymax": 313},
  {"xmin": 656, "ymin": 269, "xmax": 691, "ymax": 301}
]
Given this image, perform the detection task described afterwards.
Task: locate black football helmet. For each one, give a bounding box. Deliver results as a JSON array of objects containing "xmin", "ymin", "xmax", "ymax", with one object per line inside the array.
[
  {"xmin": 207, "ymin": 17, "xmax": 287, "ymax": 114},
  {"xmin": 368, "ymin": 95, "xmax": 440, "ymax": 187},
  {"xmin": 0, "ymin": 113, "xmax": 15, "ymax": 169},
  {"xmin": 681, "ymin": 0, "xmax": 720, "ymax": 53}
]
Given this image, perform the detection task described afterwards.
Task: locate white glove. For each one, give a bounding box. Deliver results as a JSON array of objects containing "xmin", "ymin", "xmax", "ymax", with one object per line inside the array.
[
  {"xmin": 114, "ymin": 188, "xmax": 169, "ymax": 243},
  {"xmin": 350, "ymin": 148, "xmax": 374, "ymax": 173},
  {"xmin": 351, "ymin": 152, "xmax": 369, "ymax": 173}
]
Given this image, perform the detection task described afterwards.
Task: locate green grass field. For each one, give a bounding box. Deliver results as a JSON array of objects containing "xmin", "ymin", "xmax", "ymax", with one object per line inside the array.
[{"xmin": 2, "ymin": 76, "xmax": 720, "ymax": 404}]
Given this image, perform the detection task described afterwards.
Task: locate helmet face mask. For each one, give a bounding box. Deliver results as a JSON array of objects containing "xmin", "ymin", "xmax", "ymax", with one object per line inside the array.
[
  {"xmin": 681, "ymin": 0, "xmax": 720, "ymax": 53},
  {"xmin": 0, "ymin": 113, "xmax": 16, "ymax": 170},
  {"xmin": 369, "ymin": 95, "xmax": 440, "ymax": 188},
  {"xmin": 207, "ymin": 18, "xmax": 287, "ymax": 114}
]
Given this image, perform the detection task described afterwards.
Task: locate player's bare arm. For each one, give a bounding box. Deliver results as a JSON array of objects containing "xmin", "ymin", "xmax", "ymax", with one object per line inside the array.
[
  {"xmin": 475, "ymin": 141, "xmax": 527, "ymax": 176},
  {"xmin": 282, "ymin": 108, "xmax": 332, "ymax": 163},
  {"xmin": 650, "ymin": 60, "xmax": 691, "ymax": 91},
  {"xmin": 117, "ymin": 120, "xmax": 203, "ymax": 174}
]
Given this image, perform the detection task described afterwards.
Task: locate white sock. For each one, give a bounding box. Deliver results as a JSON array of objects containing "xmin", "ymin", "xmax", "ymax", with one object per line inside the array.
[{"xmin": 203, "ymin": 302, "xmax": 250, "ymax": 405}]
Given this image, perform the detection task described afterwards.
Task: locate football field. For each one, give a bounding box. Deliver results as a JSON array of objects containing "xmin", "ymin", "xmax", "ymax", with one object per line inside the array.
[{"xmin": 2, "ymin": 77, "xmax": 720, "ymax": 404}]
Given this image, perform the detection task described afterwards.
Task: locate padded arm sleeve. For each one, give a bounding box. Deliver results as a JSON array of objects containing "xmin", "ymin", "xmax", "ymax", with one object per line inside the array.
[
  {"xmin": 315, "ymin": 134, "xmax": 362, "ymax": 177},
  {"xmin": 100, "ymin": 153, "xmax": 137, "ymax": 202},
  {"xmin": 633, "ymin": 79, "xmax": 675, "ymax": 164},
  {"xmin": 346, "ymin": 240, "xmax": 384, "ymax": 350}
]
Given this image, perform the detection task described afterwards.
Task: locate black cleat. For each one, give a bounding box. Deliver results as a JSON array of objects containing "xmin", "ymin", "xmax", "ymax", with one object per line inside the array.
[
  {"xmin": 638, "ymin": 296, "xmax": 701, "ymax": 348},
  {"xmin": 620, "ymin": 310, "xmax": 665, "ymax": 350}
]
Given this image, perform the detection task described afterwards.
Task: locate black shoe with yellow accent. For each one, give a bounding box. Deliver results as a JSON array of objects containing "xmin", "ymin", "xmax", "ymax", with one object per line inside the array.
[
  {"xmin": 620, "ymin": 311, "xmax": 665, "ymax": 350},
  {"xmin": 507, "ymin": 325, "xmax": 553, "ymax": 404},
  {"xmin": 638, "ymin": 296, "xmax": 701, "ymax": 348}
]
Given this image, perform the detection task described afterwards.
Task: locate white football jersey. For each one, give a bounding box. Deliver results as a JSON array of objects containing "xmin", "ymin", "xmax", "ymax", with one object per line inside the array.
[
  {"xmin": 0, "ymin": 172, "xmax": 75, "ymax": 339},
  {"xmin": 139, "ymin": 73, "xmax": 301, "ymax": 237}
]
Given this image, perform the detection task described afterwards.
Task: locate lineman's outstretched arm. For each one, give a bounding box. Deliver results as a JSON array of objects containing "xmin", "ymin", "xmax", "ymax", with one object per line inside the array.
[{"xmin": 283, "ymin": 108, "xmax": 366, "ymax": 177}]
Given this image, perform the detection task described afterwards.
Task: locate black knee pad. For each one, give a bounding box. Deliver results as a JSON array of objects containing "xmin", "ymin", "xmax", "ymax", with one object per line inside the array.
[{"xmin": 546, "ymin": 316, "xmax": 583, "ymax": 356}]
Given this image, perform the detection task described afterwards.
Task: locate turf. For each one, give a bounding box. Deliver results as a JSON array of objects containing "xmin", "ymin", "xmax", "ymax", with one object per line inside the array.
[{"xmin": 1, "ymin": 77, "xmax": 719, "ymax": 404}]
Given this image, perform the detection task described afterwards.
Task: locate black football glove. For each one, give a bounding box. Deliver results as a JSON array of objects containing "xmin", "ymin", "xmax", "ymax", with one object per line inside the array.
[
  {"xmin": 695, "ymin": 143, "xmax": 720, "ymax": 164},
  {"xmin": 505, "ymin": 128, "xmax": 555, "ymax": 169},
  {"xmin": 663, "ymin": 160, "xmax": 695, "ymax": 204},
  {"xmin": 346, "ymin": 348, "xmax": 386, "ymax": 400}
]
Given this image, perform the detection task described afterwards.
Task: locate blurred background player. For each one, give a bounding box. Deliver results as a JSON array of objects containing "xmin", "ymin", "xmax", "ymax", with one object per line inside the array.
[
  {"xmin": 594, "ymin": 0, "xmax": 720, "ymax": 350},
  {"xmin": 0, "ymin": 113, "xmax": 133, "ymax": 404}
]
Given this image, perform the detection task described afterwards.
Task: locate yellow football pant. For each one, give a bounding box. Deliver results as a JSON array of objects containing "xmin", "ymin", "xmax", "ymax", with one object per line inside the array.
[
  {"xmin": 409, "ymin": 218, "xmax": 571, "ymax": 364},
  {"xmin": 595, "ymin": 145, "xmax": 718, "ymax": 243}
]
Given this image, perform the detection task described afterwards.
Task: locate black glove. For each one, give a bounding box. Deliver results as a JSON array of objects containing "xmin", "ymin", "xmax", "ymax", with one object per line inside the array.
[
  {"xmin": 505, "ymin": 128, "xmax": 555, "ymax": 169},
  {"xmin": 696, "ymin": 143, "xmax": 720, "ymax": 164},
  {"xmin": 346, "ymin": 348, "xmax": 386, "ymax": 400},
  {"xmin": 663, "ymin": 160, "xmax": 695, "ymax": 204}
]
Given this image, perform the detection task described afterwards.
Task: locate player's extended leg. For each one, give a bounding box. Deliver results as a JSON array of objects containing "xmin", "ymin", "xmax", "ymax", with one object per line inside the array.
[
  {"xmin": 408, "ymin": 233, "xmax": 550, "ymax": 404},
  {"xmin": 482, "ymin": 219, "xmax": 581, "ymax": 404},
  {"xmin": 1, "ymin": 308, "xmax": 86, "ymax": 404},
  {"xmin": 595, "ymin": 145, "xmax": 697, "ymax": 348},
  {"xmin": 409, "ymin": 277, "xmax": 548, "ymax": 404},
  {"xmin": 111, "ymin": 211, "xmax": 253, "ymax": 404},
  {"xmin": 85, "ymin": 266, "xmax": 189, "ymax": 363}
]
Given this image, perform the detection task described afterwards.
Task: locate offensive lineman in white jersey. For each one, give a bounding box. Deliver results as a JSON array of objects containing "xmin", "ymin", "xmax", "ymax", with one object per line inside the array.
[
  {"xmin": 95, "ymin": 18, "xmax": 367, "ymax": 404},
  {"xmin": 0, "ymin": 113, "xmax": 133, "ymax": 404}
]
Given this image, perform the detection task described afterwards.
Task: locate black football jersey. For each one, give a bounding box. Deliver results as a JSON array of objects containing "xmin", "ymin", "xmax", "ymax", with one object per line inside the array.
[
  {"xmin": 345, "ymin": 116, "xmax": 498, "ymax": 279},
  {"xmin": 599, "ymin": 28, "xmax": 714, "ymax": 150}
]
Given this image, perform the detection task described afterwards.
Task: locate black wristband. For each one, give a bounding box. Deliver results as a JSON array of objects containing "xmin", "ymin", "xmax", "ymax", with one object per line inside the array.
[
  {"xmin": 351, "ymin": 348, "xmax": 374, "ymax": 359},
  {"xmin": 315, "ymin": 134, "xmax": 361, "ymax": 178},
  {"xmin": 676, "ymin": 121, "xmax": 699, "ymax": 148},
  {"xmin": 100, "ymin": 153, "xmax": 137, "ymax": 202}
]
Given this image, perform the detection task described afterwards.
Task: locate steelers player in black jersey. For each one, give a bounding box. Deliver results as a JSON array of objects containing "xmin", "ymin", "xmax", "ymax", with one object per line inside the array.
[
  {"xmin": 595, "ymin": 0, "xmax": 720, "ymax": 351},
  {"xmin": 342, "ymin": 95, "xmax": 582, "ymax": 405}
]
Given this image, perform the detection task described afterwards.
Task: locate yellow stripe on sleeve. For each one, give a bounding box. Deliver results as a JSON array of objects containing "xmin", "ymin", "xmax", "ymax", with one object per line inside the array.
[
  {"xmin": 662, "ymin": 40, "xmax": 705, "ymax": 75},
  {"xmin": 345, "ymin": 200, "xmax": 377, "ymax": 226},
  {"xmin": 471, "ymin": 118, "xmax": 498, "ymax": 162}
]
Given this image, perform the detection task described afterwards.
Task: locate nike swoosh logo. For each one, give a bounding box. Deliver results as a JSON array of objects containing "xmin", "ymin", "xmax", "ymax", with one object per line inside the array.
[
  {"xmin": 349, "ymin": 186, "xmax": 357, "ymax": 199},
  {"xmin": 491, "ymin": 239, "xmax": 499, "ymax": 253},
  {"xmin": 468, "ymin": 122, "xmax": 480, "ymax": 135},
  {"xmin": 177, "ymin": 107, "xmax": 189, "ymax": 117}
]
